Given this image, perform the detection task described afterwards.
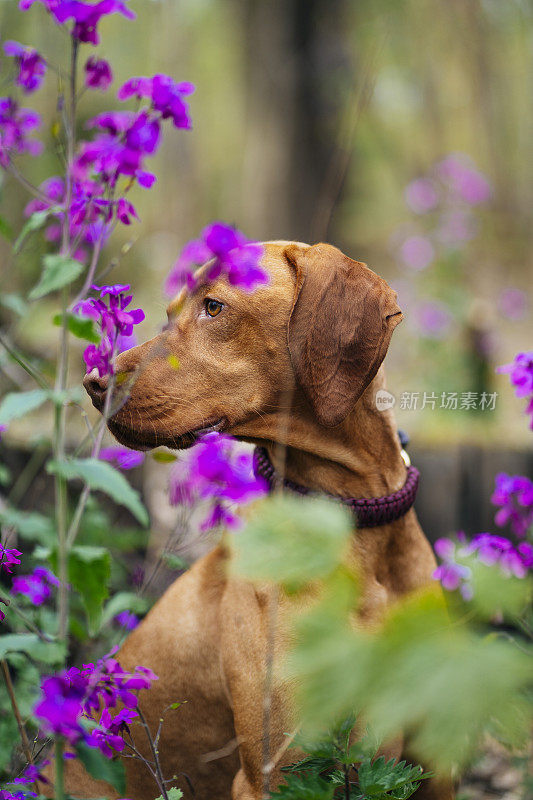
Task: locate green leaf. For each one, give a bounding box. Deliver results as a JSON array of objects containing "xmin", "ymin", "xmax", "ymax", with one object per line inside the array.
[
  {"xmin": 29, "ymin": 254, "xmax": 84, "ymax": 300},
  {"xmin": 161, "ymin": 552, "xmax": 189, "ymax": 571},
  {"xmin": 47, "ymin": 457, "xmax": 149, "ymax": 526},
  {"xmin": 0, "ymin": 633, "xmax": 65, "ymax": 664},
  {"xmin": 101, "ymin": 591, "xmax": 149, "ymax": 628},
  {"xmin": 0, "ymin": 293, "xmax": 28, "ymax": 316},
  {"xmin": 151, "ymin": 449, "xmax": 178, "ymax": 463},
  {"xmin": 53, "ymin": 311, "xmax": 100, "ymax": 343},
  {"xmin": 75, "ymin": 740, "xmax": 126, "ymax": 795},
  {"xmin": 0, "ymin": 214, "xmax": 13, "ymax": 242},
  {"xmin": 0, "ymin": 507, "xmax": 55, "ymax": 545},
  {"xmin": 14, "ymin": 209, "xmax": 49, "ymax": 253},
  {"xmin": 155, "ymin": 789, "xmax": 183, "ymax": 800},
  {"xmin": 0, "ymin": 388, "xmax": 49, "ymax": 424},
  {"xmin": 232, "ymin": 494, "xmax": 352, "ymax": 591},
  {"xmin": 270, "ymin": 772, "xmax": 334, "ymax": 799}
]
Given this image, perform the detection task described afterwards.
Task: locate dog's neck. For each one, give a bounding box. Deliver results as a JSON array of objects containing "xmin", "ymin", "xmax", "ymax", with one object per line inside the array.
[{"xmin": 262, "ymin": 370, "xmax": 406, "ymax": 501}]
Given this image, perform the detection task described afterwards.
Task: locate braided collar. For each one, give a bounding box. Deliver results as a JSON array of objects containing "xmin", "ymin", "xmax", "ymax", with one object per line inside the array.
[{"xmin": 253, "ymin": 446, "xmax": 420, "ymax": 529}]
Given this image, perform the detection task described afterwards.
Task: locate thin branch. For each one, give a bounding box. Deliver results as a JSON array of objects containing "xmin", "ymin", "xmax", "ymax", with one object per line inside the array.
[{"xmin": 1, "ymin": 659, "xmax": 39, "ymax": 796}]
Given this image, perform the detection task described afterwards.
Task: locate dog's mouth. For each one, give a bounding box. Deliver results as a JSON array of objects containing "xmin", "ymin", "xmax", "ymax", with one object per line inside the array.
[{"xmin": 106, "ymin": 416, "xmax": 228, "ymax": 452}]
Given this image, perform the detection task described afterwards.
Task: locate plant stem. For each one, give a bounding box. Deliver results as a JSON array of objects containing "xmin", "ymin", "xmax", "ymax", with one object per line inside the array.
[
  {"xmin": 137, "ymin": 706, "xmax": 169, "ymax": 800},
  {"xmin": 0, "ymin": 334, "xmax": 50, "ymax": 390},
  {"xmin": 1, "ymin": 659, "xmax": 39, "ymax": 793},
  {"xmin": 54, "ymin": 36, "xmax": 79, "ymax": 643},
  {"xmin": 0, "ymin": 591, "xmax": 54, "ymax": 641},
  {"xmin": 54, "ymin": 738, "xmax": 65, "ymax": 800}
]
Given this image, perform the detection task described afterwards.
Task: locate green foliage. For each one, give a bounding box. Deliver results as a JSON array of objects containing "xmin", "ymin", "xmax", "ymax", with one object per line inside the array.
[
  {"xmin": 0, "ymin": 507, "xmax": 56, "ymax": 546},
  {"xmin": 271, "ymin": 772, "xmax": 335, "ymax": 799},
  {"xmin": 75, "ymin": 740, "xmax": 126, "ymax": 794},
  {"xmin": 29, "ymin": 254, "xmax": 84, "ymax": 300},
  {"xmin": 460, "ymin": 558, "xmax": 531, "ymax": 620},
  {"xmin": 46, "ymin": 545, "xmax": 111, "ymax": 634},
  {"xmin": 0, "ymin": 633, "xmax": 65, "ymax": 664},
  {"xmin": 0, "ymin": 388, "xmax": 49, "ymax": 424},
  {"xmin": 285, "ymin": 587, "xmax": 532, "ymax": 771},
  {"xmin": 0, "ymin": 292, "xmax": 28, "ymax": 316},
  {"xmin": 155, "ymin": 788, "xmax": 183, "ymax": 800},
  {"xmin": 271, "ymin": 719, "xmax": 426, "ymax": 800},
  {"xmin": 53, "ymin": 311, "xmax": 101, "ymax": 343},
  {"xmin": 13, "ymin": 209, "xmax": 50, "ymax": 253},
  {"xmin": 47, "ymin": 457, "xmax": 149, "ymax": 526},
  {"xmin": 232, "ymin": 494, "xmax": 352, "ymax": 591}
]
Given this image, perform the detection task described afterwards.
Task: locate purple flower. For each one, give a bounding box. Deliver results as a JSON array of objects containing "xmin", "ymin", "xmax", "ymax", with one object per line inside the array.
[
  {"xmin": 437, "ymin": 153, "xmax": 491, "ymax": 205},
  {"xmin": 414, "ymin": 300, "xmax": 453, "ymax": 339},
  {"xmin": 74, "ymin": 283, "xmax": 144, "ymax": 377},
  {"xmin": 491, "ymin": 473, "xmax": 533, "ymax": 538},
  {"xmin": 0, "ymin": 424, "xmax": 7, "ymax": 438},
  {"xmin": 497, "ymin": 351, "xmax": 533, "ymax": 429},
  {"xmin": 0, "ymin": 97, "xmax": 42, "ymax": 166},
  {"xmin": 404, "ymin": 178, "xmax": 439, "ymax": 214},
  {"xmin": 12, "ymin": 566, "xmax": 59, "ymax": 605},
  {"xmin": 34, "ymin": 653, "xmax": 157, "ymax": 753},
  {"xmin": 433, "ymin": 537, "xmax": 473, "ymax": 600},
  {"xmin": 0, "ymin": 544, "xmax": 22, "ymax": 574},
  {"xmin": 114, "ymin": 610, "xmax": 139, "ymax": 630},
  {"xmin": 21, "ymin": 0, "xmax": 136, "ymax": 45},
  {"xmin": 118, "ymin": 74, "xmax": 195, "ymax": 130},
  {"xmin": 166, "ymin": 222, "xmax": 267, "ymax": 295},
  {"xmin": 99, "ymin": 447, "xmax": 145, "ymax": 470},
  {"xmin": 463, "ymin": 533, "xmax": 533, "ymax": 579},
  {"xmin": 498, "ymin": 288, "xmax": 528, "ymax": 321},
  {"xmin": 34, "ymin": 673, "xmax": 86, "ymax": 743},
  {"xmin": 84, "ymin": 56, "xmax": 113, "ymax": 90},
  {"xmin": 3, "ymin": 41, "xmax": 46, "ymax": 93},
  {"xmin": 169, "ymin": 433, "xmax": 267, "ymax": 531},
  {"xmin": 400, "ymin": 235, "xmax": 434, "ymax": 271}
]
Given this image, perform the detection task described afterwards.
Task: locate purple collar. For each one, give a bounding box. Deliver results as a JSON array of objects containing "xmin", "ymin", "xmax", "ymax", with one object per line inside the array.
[{"xmin": 253, "ymin": 446, "xmax": 420, "ymax": 529}]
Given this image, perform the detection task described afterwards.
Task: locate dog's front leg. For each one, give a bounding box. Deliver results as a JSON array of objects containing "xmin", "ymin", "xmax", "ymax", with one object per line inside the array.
[{"xmin": 221, "ymin": 581, "xmax": 294, "ymax": 799}]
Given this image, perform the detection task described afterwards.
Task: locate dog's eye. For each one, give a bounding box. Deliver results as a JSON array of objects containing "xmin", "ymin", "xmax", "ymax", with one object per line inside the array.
[{"xmin": 204, "ymin": 299, "xmax": 223, "ymax": 317}]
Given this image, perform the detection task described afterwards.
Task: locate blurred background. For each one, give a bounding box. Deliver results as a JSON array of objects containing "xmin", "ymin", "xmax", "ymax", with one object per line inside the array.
[{"xmin": 0, "ymin": 0, "xmax": 532, "ymax": 553}]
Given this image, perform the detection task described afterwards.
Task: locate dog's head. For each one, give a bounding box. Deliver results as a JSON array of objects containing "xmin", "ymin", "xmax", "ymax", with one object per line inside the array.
[{"xmin": 83, "ymin": 242, "xmax": 402, "ymax": 449}]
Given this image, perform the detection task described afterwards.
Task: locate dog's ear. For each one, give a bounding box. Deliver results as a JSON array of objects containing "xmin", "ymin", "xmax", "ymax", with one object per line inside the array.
[{"xmin": 285, "ymin": 242, "xmax": 402, "ymax": 427}]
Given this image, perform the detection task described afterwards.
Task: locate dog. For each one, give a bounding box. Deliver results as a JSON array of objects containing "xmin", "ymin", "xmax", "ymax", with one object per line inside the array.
[{"xmin": 64, "ymin": 241, "xmax": 453, "ymax": 799}]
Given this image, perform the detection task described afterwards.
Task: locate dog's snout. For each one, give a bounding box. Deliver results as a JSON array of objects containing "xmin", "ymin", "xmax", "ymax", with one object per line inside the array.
[{"xmin": 83, "ymin": 368, "xmax": 108, "ymax": 410}]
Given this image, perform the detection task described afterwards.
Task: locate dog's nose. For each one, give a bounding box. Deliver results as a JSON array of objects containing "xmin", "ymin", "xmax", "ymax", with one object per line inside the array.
[{"xmin": 83, "ymin": 368, "xmax": 108, "ymax": 410}]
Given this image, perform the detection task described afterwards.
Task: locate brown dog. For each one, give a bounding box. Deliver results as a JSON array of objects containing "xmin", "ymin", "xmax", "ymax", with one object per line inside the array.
[{"xmin": 73, "ymin": 242, "xmax": 452, "ymax": 799}]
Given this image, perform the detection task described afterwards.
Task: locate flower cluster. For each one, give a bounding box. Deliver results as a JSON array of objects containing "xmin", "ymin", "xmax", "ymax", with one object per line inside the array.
[
  {"xmin": 12, "ymin": 566, "xmax": 59, "ymax": 605},
  {"xmin": 34, "ymin": 650, "xmax": 157, "ymax": 758},
  {"xmin": 16, "ymin": 71, "xmax": 193, "ymax": 249},
  {"xmin": 497, "ymin": 351, "xmax": 533, "ymax": 430},
  {"xmin": 491, "ymin": 472, "xmax": 533, "ymax": 538},
  {"xmin": 75, "ymin": 283, "xmax": 144, "ymax": 377},
  {"xmin": 165, "ymin": 222, "xmax": 267, "ymax": 296},
  {"xmin": 3, "ymin": 41, "xmax": 47, "ymax": 93},
  {"xmin": 169, "ymin": 433, "xmax": 267, "ymax": 531},
  {"xmin": 99, "ymin": 446, "xmax": 145, "ymax": 470},
  {"xmin": 75, "ymin": 74, "xmax": 194, "ymax": 197},
  {"xmin": 433, "ymin": 532, "xmax": 533, "ymax": 599},
  {"xmin": 20, "ymin": 0, "xmax": 135, "ymax": 46},
  {"xmin": 398, "ymin": 153, "xmax": 492, "ymax": 339},
  {"xmin": 0, "ymin": 543, "xmax": 22, "ymax": 574},
  {"xmin": 0, "ymin": 97, "xmax": 42, "ymax": 166}
]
